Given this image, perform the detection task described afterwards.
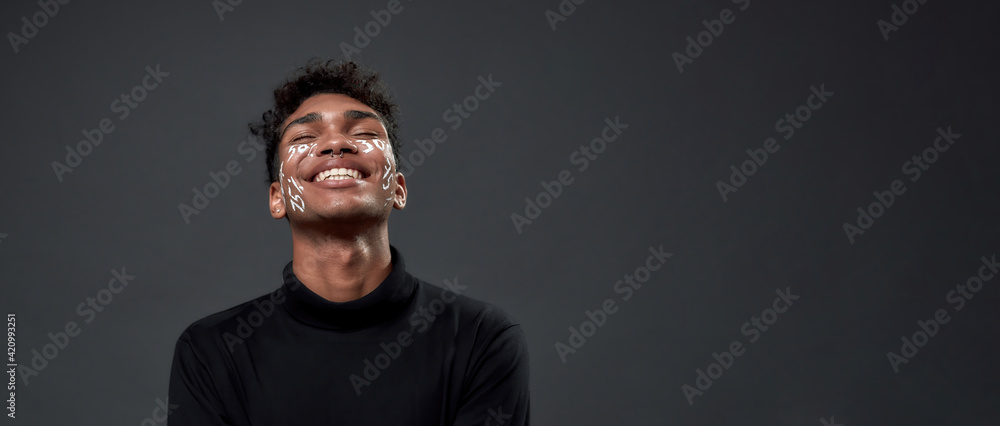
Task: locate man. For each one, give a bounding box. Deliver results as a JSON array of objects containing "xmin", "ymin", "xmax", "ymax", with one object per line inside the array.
[{"xmin": 168, "ymin": 59, "xmax": 530, "ymax": 425}]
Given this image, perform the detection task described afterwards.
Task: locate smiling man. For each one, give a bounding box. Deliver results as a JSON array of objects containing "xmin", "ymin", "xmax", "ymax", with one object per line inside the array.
[{"xmin": 167, "ymin": 59, "xmax": 530, "ymax": 425}]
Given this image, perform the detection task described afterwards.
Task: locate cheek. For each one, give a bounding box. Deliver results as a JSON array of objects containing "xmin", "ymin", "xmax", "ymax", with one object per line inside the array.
[
  {"xmin": 376, "ymin": 142, "xmax": 395, "ymax": 207},
  {"xmin": 278, "ymin": 147, "xmax": 312, "ymax": 212},
  {"xmin": 286, "ymin": 143, "xmax": 319, "ymax": 157},
  {"xmin": 283, "ymin": 144, "xmax": 316, "ymax": 169},
  {"xmin": 370, "ymin": 139, "xmax": 396, "ymax": 189},
  {"xmin": 370, "ymin": 139, "xmax": 395, "ymax": 169}
]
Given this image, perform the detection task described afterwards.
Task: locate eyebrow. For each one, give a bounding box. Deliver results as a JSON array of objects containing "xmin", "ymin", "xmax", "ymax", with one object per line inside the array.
[
  {"xmin": 280, "ymin": 110, "xmax": 384, "ymax": 140},
  {"xmin": 280, "ymin": 112, "xmax": 322, "ymax": 140},
  {"xmin": 344, "ymin": 110, "xmax": 381, "ymax": 122}
]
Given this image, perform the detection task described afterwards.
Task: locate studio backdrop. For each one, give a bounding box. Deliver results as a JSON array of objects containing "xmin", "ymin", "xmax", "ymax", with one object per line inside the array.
[{"xmin": 1, "ymin": 0, "xmax": 998, "ymax": 424}]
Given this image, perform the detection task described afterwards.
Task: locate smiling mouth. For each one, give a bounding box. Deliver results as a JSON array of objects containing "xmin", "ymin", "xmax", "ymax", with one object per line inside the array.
[{"xmin": 312, "ymin": 168, "xmax": 367, "ymax": 182}]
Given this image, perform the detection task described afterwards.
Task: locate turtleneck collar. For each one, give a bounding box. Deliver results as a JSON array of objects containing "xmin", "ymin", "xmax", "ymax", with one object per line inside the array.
[{"xmin": 280, "ymin": 244, "xmax": 416, "ymax": 331}]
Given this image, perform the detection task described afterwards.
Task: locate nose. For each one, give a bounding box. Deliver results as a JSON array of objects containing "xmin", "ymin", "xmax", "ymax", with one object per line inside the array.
[{"xmin": 318, "ymin": 137, "xmax": 358, "ymax": 158}]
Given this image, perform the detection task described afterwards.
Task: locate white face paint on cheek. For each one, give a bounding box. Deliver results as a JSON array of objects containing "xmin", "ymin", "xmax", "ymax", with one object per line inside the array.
[
  {"xmin": 381, "ymin": 164, "xmax": 392, "ymax": 190},
  {"xmin": 282, "ymin": 150, "xmax": 307, "ymax": 213},
  {"xmin": 364, "ymin": 140, "xmax": 394, "ymax": 188},
  {"xmin": 277, "ymin": 160, "xmax": 288, "ymax": 208},
  {"xmin": 371, "ymin": 139, "xmax": 397, "ymax": 207}
]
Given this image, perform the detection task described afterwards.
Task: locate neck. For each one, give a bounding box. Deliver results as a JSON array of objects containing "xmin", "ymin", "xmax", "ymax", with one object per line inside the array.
[{"xmin": 288, "ymin": 220, "xmax": 393, "ymax": 303}]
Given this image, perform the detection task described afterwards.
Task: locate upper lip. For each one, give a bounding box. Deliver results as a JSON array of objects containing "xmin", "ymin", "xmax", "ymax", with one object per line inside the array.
[{"xmin": 305, "ymin": 158, "xmax": 370, "ymax": 182}]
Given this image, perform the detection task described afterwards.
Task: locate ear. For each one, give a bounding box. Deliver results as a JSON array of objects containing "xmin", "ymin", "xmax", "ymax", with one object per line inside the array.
[
  {"xmin": 393, "ymin": 172, "xmax": 407, "ymax": 210},
  {"xmin": 269, "ymin": 181, "xmax": 287, "ymax": 219}
]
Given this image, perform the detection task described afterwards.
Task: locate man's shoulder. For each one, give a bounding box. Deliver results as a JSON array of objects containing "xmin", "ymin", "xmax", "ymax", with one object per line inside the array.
[
  {"xmin": 413, "ymin": 276, "xmax": 522, "ymax": 335},
  {"xmin": 411, "ymin": 277, "xmax": 530, "ymax": 370},
  {"xmin": 175, "ymin": 288, "xmax": 283, "ymax": 345}
]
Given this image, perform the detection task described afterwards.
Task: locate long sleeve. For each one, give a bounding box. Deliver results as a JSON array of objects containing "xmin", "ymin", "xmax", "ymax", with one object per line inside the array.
[
  {"xmin": 167, "ymin": 331, "xmax": 233, "ymax": 426},
  {"xmin": 163, "ymin": 252, "xmax": 529, "ymax": 425},
  {"xmin": 452, "ymin": 324, "xmax": 531, "ymax": 426}
]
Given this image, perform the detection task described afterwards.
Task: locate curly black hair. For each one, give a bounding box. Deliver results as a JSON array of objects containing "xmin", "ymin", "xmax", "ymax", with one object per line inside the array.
[{"xmin": 249, "ymin": 58, "xmax": 401, "ymax": 184}]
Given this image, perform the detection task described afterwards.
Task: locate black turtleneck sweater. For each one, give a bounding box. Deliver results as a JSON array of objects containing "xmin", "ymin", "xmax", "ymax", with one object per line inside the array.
[{"xmin": 167, "ymin": 245, "xmax": 529, "ymax": 425}]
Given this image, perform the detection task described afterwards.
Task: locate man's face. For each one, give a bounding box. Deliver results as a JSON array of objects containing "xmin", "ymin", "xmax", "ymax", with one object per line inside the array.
[{"xmin": 268, "ymin": 93, "xmax": 406, "ymax": 225}]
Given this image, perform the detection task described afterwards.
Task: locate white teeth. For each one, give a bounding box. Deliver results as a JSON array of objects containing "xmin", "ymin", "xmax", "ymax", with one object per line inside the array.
[{"xmin": 315, "ymin": 168, "xmax": 362, "ymax": 182}]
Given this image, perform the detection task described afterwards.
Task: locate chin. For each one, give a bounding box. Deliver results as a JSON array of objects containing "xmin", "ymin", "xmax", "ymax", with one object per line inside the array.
[{"xmin": 310, "ymin": 208, "xmax": 385, "ymax": 223}]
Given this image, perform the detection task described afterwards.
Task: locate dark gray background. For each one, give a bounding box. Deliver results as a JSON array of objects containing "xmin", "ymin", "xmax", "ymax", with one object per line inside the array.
[{"xmin": 2, "ymin": 0, "xmax": 998, "ymax": 424}]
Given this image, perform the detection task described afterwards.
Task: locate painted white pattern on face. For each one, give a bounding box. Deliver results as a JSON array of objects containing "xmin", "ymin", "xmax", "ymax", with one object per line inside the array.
[
  {"xmin": 277, "ymin": 160, "xmax": 288, "ymax": 209},
  {"xmin": 381, "ymin": 164, "xmax": 392, "ymax": 190},
  {"xmin": 289, "ymin": 138, "xmax": 396, "ymax": 209},
  {"xmin": 287, "ymin": 180, "xmax": 305, "ymax": 212},
  {"xmin": 376, "ymin": 139, "xmax": 397, "ymax": 208},
  {"xmin": 364, "ymin": 139, "xmax": 394, "ymax": 190},
  {"xmin": 281, "ymin": 150, "xmax": 307, "ymax": 213},
  {"xmin": 351, "ymin": 139, "xmax": 396, "ymax": 208}
]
